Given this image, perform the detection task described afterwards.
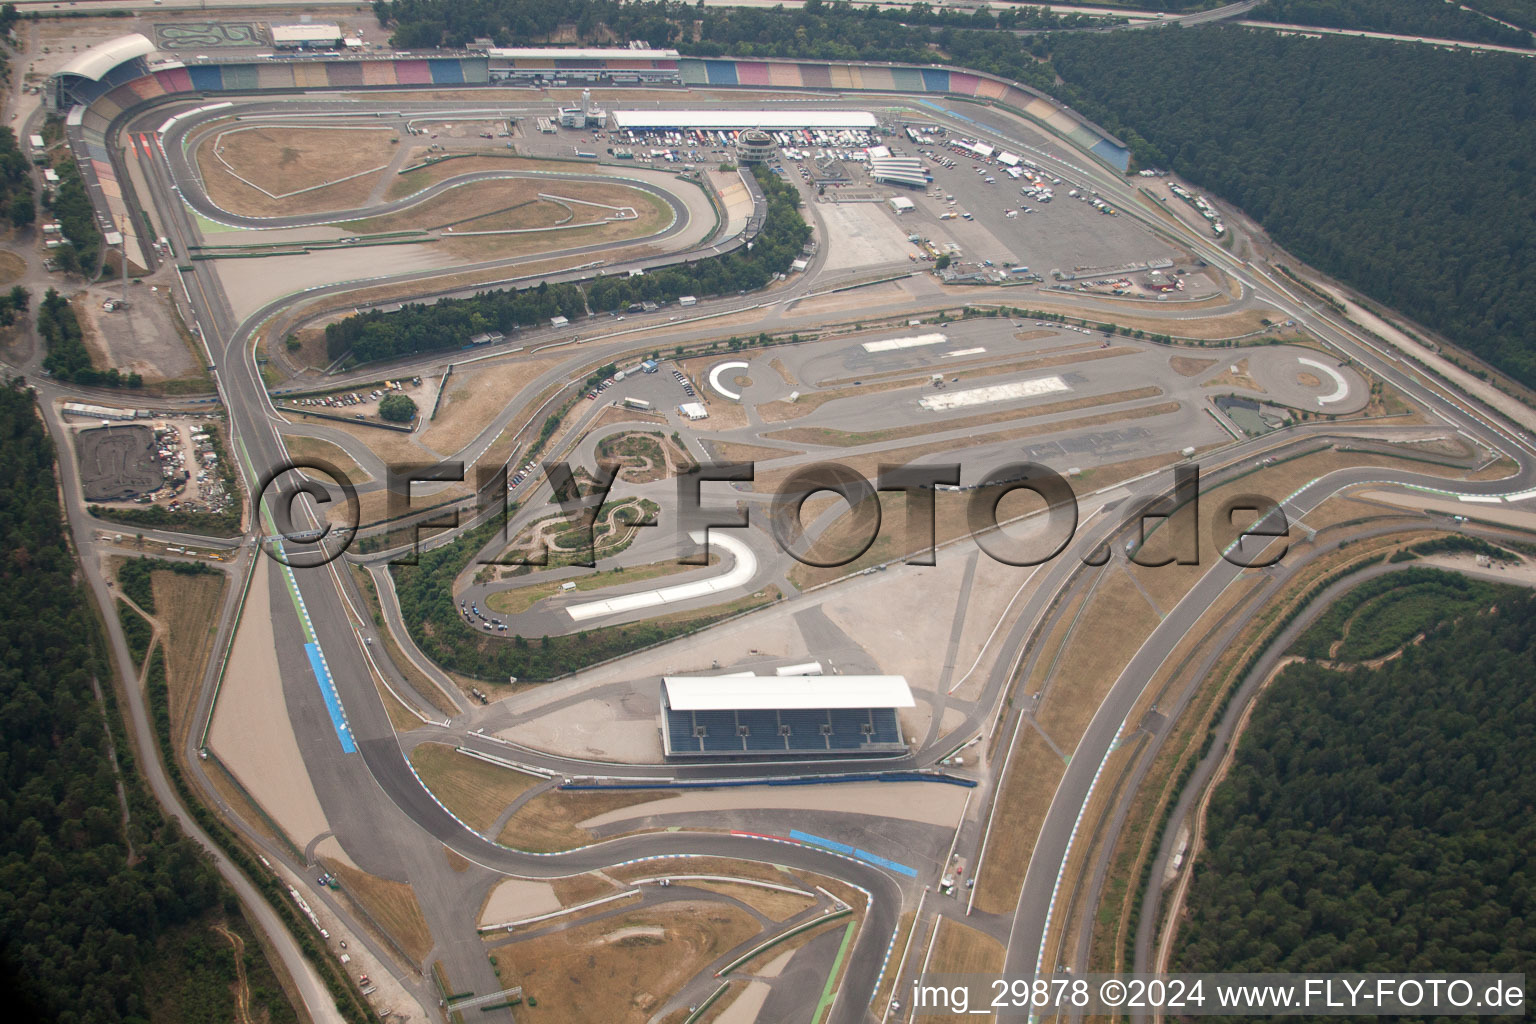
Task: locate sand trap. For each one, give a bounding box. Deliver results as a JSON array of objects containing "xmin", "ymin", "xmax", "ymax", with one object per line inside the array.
[
  {"xmin": 715, "ymin": 981, "xmax": 771, "ymax": 1024},
  {"xmin": 578, "ymin": 781, "xmax": 966, "ymax": 830},
  {"xmin": 480, "ymin": 878, "xmax": 562, "ymax": 927},
  {"xmin": 208, "ymin": 562, "xmax": 331, "ymax": 848},
  {"xmin": 602, "ymin": 925, "xmax": 665, "ymax": 943}
]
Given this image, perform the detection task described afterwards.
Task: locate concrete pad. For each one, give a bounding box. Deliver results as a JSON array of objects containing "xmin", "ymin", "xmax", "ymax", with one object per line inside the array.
[{"xmin": 817, "ymin": 201, "xmax": 915, "ymax": 272}]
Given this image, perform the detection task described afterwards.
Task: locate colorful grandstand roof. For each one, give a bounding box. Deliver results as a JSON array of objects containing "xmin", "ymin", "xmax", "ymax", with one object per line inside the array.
[
  {"xmin": 662, "ymin": 675, "xmax": 914, "ymax": 711},
  {"xmin": 55, "ymin": 34, "xmax": 155, "ymax": 81}
]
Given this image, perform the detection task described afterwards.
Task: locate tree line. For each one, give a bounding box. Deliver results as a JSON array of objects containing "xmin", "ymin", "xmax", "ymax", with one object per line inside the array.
[
  {"xmin": 1252, "ymin": 0, "xmax": 1534, "ymax": 46},
  {"xmin": 1048, "ymin": 27, "xmax": 1536, "ymax": 390},
  {"xmin": 0, "ymin": 378, "xmax": 295, "ymax": 1024},
  {"xmin": 45, "ymin": 156, "xmax": 102, "ymax": 274},
  {"xmin": 1173, "ymin": 573, "xmax": 1535, "ymax": 992},
  {"xmin": 0, "ymin": 126, "xmax": 35, "ymax": 228},
  {"xmin": 326, "ymin": 165, "xmax": 809, "ymax": 365},
  {"xmin": 373, "ymin": 0, "xmax": 1115, "ymax": 53}
]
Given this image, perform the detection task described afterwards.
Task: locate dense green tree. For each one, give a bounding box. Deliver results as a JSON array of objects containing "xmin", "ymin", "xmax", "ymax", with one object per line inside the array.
[
  {"xmin": 1252, "ymin": 0, "xmax": 1533, "ymax": 46},
  {"xmin": 0, "ymin": 378, "xmax": 296, "ymax": 1023},
  {"xmin": 1173, "ymin": 574, "xmax": 1536, "ymax": 998},
  {"xmin": 379, "ymin": 392, "xmax": 418, "ymax": 421}
]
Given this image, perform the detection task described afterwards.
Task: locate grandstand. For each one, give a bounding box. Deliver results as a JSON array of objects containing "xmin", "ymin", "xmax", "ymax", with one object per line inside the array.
[
  {"xmin": 48, "ymin": 34, "xmax": 156, "ymax": 111},
  {"xmin": 661, "ymin": 675, "xmax": 911, "ymax": 759}
]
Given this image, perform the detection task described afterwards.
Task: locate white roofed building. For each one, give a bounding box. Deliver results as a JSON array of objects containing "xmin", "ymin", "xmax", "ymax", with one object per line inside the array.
[
  {"xmin": 270, "ymin": 24, "xmax": 343, "ymax": 49},
  {"xmin": 661, "ymin": 675, "xmax": 911, "ymax": 757}
]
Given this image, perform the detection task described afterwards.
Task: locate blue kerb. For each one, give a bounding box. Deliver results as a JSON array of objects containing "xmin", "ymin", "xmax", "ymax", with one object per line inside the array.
[
  {"xmin": 792, "ymin": 830, "xmax": 920, "ymax": 877},
  {"xmin": 304, "ymin": 642, "xmax": 356, "ymax": 753}
]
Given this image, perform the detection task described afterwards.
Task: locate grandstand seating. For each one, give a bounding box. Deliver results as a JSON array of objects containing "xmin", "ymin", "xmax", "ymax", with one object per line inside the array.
[{"xmin": 663, "ymin": 704, "xmax": 904, "ymax": 758}]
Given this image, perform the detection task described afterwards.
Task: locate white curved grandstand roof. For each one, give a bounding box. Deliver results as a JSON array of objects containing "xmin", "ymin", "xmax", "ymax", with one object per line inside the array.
[
  {"xmin": 55, "ymin": 34, "xmax": 155, "ymax": 81},
  {"xmin": 662, "ymin": 675, "xmax": 914, "ymax": 711}
]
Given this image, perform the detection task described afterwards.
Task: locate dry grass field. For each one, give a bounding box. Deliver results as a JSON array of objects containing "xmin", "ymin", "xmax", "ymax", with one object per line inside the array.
[
  {"xmin": 498, "ymin": 788, "xmax": 680, "ymax": 852},
  {"xmin": 320, "ymin": 859, "xmax": 435, "ymax": 963},
  {"xmin": 150, "ymin": 568, "xmax": 228, "ymax": 747},
  {"xmin": 195, "ymin": 125, "xmax": 398, "ymax": 217},
  {"xmin": 407, "ymin": 742, "xmax": 543, "ymax": 834},
  {"xmin": 490, "ymin": 901, "xmax": 762, "ymax": 1024}
]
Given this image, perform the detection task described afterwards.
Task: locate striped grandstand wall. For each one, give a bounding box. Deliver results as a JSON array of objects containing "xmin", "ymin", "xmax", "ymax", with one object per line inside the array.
[
  {"xmin": 257, "ymin": 63, "xmax": 296, "ymax": 89},
  {"xmin": 294, "ymin": 63, "xmax": 330, "ymax": 89},
  {"xmin": 222, "ymin": 64, "xmax": 260, "ymax": 90},
  {"xmin": 327, "ymin": 61, "xmax": 364, "ymax": 87},
  {"xmin": 361, "ymin": 61, "xmax": 400, "ymax": 86},
  {"xmin": 126, "ymin": 75, "xmax": 165, "ymax": 102},
  {"xmin": 428, "ymin": 59, "xmax": 465, "ymax": 84},
  {"xmin": 154, "ymin": 67, "xmax": 194, "ymax": 93},
  {"xmin": 395, "ymin": 60, "xmax": 433, "ymax": 85},
  {"xmin": 187, "ymin": 64, "xmax": 224, "ymax": 91}
]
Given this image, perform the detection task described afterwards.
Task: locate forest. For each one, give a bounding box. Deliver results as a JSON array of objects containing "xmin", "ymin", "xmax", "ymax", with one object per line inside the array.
[
  {"xmin": 1251, "ymin": 0, "xmax": 1533, "ymax": 46},
  {"xmin": 0, "ymin": 378, "xmax": 295, "ymax": 1024},
  {"xmin": 326, "ymin": 165, "xmax": 810, "ymax": 364},
  {"xmin": 0, "ymin": 126, "xmax": 34, "ymax": 228},
  {"xmin": 1173, "ymin": 573, "xmax": 1535, "ymax": 988},
  {"xmin": 374, "ymin": 0, "xmax": 1112, "ymax": 54},
  {"xmin": 1048, "ymin": 28, "xmax": 1536, "ymax": 389}
]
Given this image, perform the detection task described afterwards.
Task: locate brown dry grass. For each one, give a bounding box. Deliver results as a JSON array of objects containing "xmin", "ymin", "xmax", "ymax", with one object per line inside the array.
[
  {"xmin": 421, "ymin": 355, "xmax": 562, "ymax": 453},
  {"xmin": 489, "ymin": 901, "xmax": 762, "ymax": 1024},
  {"xmin": 151, "ymin": 569, "xmax": 227, "ymax": 746},
  {"xmin": 1026, "ymin": 302, "xmax": 1274, "ymax": 341},
  {"xmin": 351, "ymin": 176, "xmax": 663, "ymax": 235},
  {"xmin": 768, "ymin": 357, "xmax": 796, "ymax": 386},
  {"xmin": 196, "ymin": 125, "xmax": 397, "ymax": 218},
  {"xmin": 678, "ymin": 880, "xmax": 816, "ymax": 922},
  {"xmin": 443, "ymin": 846, "xmax": 471, "ymax": 872},
  {"xmin": 1202, "ymin": 356, "xmax": 1266, "ymax": 394},
  {"xmin": 608, "ymin": 857, "xmax": 801, "ymax": 889},
  {"xmin": 765, "ymin": 386, "xmax": 1164, "ymax": 447},
  {"xmin": 1037, "ymin": 567, "xmax": 1162, "ymax": 752},
  {"xmin": 321, "ymin": 859, "xmax": 435, "ymax": 963},
  {"xmin": 551, "ymin": 873, "xmax": 624, "ymax": 906},
  {"xmin": 385, "ymin": 154, "xmax": 609, "ymax": 201},
  {"xmin": 281, "ymin": 434, "xmax": 370, "ymax": 484},
  {"xmin": 408, "ymin": 742, "xmax": 543, "ymax": 834},
  {"xmin": 973, "ymin": 726, "xmax": 1065, "ymax": 915},
  {"xmin": 0, "ymin": 251, "xmax": 25, "ymax": 285},
  {"xmin": 923, "ymin": 919, "xmax": 1006, "ymax": 1024},
  {"xmin": 706, "ymin": 439, "xmax": 805, "ymax": 463},
  {"xmin": 498, "ymin": 789, "xmax": 681, "ymax": 853},
  {"xmin": 1170, "ymin": 355, "xmax": 1218, "ymax": 377},
  {"xmin": 275, "ymin": 409, "xmax": 436, "ymax": 466}
]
